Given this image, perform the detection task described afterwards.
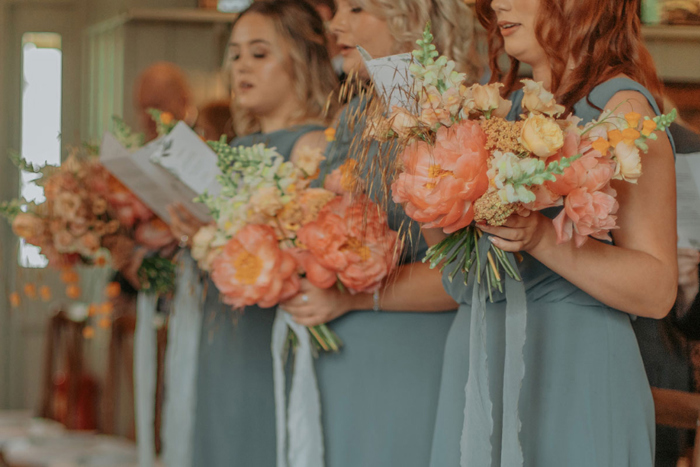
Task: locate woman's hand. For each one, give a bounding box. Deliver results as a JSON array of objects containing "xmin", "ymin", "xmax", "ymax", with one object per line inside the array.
[
  {"xmin": 281, "ymin": 279, "xmax": 357, "ymax": 327},
  {"xmin": 166, "ymin": 203, "xmax": 206, "ymax": 248},
  {"xmin": 478, "ymin": 211, "xmax": 550, "ymax": 253},
  {"xmin": 676, "ymin": 248, "xmax": 700, "ymax": 316}
]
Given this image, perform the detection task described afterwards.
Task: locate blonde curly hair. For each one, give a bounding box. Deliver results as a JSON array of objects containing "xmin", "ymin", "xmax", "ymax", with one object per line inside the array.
[{"xmin": 350, "ymin": 0, "xmax": 482, "ymax": 80}]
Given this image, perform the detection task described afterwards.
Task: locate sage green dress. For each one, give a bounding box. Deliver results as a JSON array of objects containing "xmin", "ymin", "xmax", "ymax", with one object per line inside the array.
[
  {"xmin": 314, "ymin": 98, "xmax": 457, "ymax": 467},
  {"xmin": 429, "ymin": 78, "xmax": 675, "ymax": 467},
  {"xmin": 192, "ymin": 124, "xmax": 325, "ymax": 467}
]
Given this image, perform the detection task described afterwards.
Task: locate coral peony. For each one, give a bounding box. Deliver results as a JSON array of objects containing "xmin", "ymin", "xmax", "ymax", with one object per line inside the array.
[
  {"xmin": 297, "ymin": 195, "xmax": 400, "ymax": 293},
  {"xmin": 553, "ymin": 186, "xmax": 619, "ymax": 247},
  {"xmin": 211, "ymin": 224, "xmax": 300, "ymax": 309},
  {"xmin": 546, "ymin": 131, "xmax": 615, "ymax": 196},
  {"xmin": 392, "ymin": 120, "xmax": 490, "ymax": 233}
]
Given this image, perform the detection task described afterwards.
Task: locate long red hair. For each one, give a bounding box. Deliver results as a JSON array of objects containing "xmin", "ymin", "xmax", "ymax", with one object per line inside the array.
[{"xmin": 475, "ymin": 0, "xmax": 664, "ymax": 113}]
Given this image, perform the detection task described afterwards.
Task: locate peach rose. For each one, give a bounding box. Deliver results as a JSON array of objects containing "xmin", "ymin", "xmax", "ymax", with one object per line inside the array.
[
  {"xmin": 249, "ymin": 186, "xmax": 284, "ymax": 218},
  {"xmin": 135, "ymin": 218, "xmax": 175, "ymax": 250},
  {"xmin": 392, "ymin": 120, "xmax": 490, "ymax": 233},
  {"xmin": 54, "ymin": 192, "xmax": 82, "ymax": 221},
  {"xmin": 54, "ymin": 230, "xmax": 77, "ymax": 253},
  {"xmin": 553, "ymin": 186, "xmax": 619, "ymax": 247},
  {"xmin": 522, "ymin": 185, "xmax": 562, "ymax": 211},
  {"xmin": 520, "ymin": 114, "xmax": 564, "ymax": 158},
  {"xmin": 77, "ymin": 232, "xmax": 101, "ymax": 256},
  {"xmin": 466, "ymin": 83, "xmax": 512, "ymax": 118},
  {"xmin": 389, "ymin": 106, "xmax": 420, "ymax": 139},
  {"xmin": 12, "ymin": 213, "xmax": 45, "ymax": 242},
  {"xmin": 521, "ymin": 79, "xmax": 565, "ymax": 117},
  {"xmin": 294, "ymin": 146, "xmax": 325, "ymax": 178},
  {"xmin": 211, "ymin": 224, "xmax": 300, "ymax": 309}
]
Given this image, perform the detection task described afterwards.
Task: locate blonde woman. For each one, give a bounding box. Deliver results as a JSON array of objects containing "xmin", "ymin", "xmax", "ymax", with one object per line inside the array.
[
  {"xmin": 281, "ymin": 1, "xmax": 481, "ymax": 466},
  {"xmin": 167, "ymin": 1, "xmax": 338, "ymax": 465}
]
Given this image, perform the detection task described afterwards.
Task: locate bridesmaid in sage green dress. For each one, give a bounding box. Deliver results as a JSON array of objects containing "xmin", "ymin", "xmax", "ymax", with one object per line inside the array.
[
  {"xmin": 281, "ymin": 1, "xmax": 479, "ymax": 466},
  {"xmin": 168, "ymin": 2, "xmax": 339, "ymax": 465},
  {"xmin": 428, "ymin": 0, "xmax": 677, "ymax": 466}
]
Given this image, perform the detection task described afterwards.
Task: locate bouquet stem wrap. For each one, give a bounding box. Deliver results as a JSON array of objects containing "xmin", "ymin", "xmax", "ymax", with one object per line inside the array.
[
  {"xmin": 272, "ymin": 309, "xmax": 325, "ymax": 467},
  {"xmin": 460, "ymin": 235, "xmax": 527, "ymax": 467},
  {"xmin": 134, "ymin": 292, "xmax": 158, "ymax": 467},
  {"xmin": 162, "ymin": 253, "xmax": 203, "ymax": 467}
]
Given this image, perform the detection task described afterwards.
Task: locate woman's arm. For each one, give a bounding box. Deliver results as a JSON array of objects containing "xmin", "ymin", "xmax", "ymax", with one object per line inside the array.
[
  {"xmin": 282, "ymin": 261, "xmax": 457, "ymax": 327},
  {"xmin": 480, "ymin": 91, "xmax": 678, "ymax": 318}
]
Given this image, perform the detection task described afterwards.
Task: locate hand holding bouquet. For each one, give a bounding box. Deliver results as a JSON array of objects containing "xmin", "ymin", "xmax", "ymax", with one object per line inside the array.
[
  {"xmin": 365, "ymin": 25, "xmax": 676, "ymax": 298},
  {"xmin": 193, "ymin": 141, "xmax": 401, "ymax": 352}
]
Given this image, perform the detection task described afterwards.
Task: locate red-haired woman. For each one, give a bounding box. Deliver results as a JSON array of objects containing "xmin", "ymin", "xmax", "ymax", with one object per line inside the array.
[{"xmin": 428, "ymin": 0, "xmax": 677, "ymax": 466}]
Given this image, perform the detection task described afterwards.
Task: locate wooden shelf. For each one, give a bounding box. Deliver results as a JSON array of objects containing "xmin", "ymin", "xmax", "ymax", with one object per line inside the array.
[
  {"xmin": 643, "ymin": 25, "xmax": 700, "ymax": 42},
  {"xmin": 86, "ymin": 7, "xmax": 238, "ymax": 35}
]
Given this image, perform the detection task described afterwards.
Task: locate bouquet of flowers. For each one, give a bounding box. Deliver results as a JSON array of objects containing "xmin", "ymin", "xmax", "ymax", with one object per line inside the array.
[
  {"xmin": 365, "ymin": 25, "xmax": 676, "ymax": 298},
  {"xmin": 0, "ymin": 148, "xmax": 121, "ymax": 269},
  {"xmin": 193, "ymin": 141, "xmax": 401, "ymax": 352}
]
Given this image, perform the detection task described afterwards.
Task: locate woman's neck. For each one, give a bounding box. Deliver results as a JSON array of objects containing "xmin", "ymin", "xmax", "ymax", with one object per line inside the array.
[{"xmin": 258, "ymin": 96, "xmax": 303, "ymax": 133}]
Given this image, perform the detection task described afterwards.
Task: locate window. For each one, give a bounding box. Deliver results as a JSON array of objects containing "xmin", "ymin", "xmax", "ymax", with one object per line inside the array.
[{"xmin": 19, "ymin": 33, "xmax": 62, "ymax": 268}]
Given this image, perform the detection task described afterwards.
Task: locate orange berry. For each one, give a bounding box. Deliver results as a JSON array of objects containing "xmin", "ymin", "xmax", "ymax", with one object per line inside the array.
[
  {"xmin": 40, "ymin": 286, "xmax": 52, "ymax": 302},
  {"xmin": 61, "ymin": 269, "xmax": 79, "ymax": 284},
  {"xmin": 160, "ymin": 112, "xmax": 174, "ymax": 125},
  {"xmin": 23, "ymin": 283, "xmax": 37, "ymax": 299},
  {"xmin": 9, "ymin": 292, "xmax": 21, "ymax": 308},
  {"xmin": 99, "ymin": 302, "xmax": 114, "ymax": 315},
  {"xmin": 82, "ymin": 326, "xmax": 95, "ymax": 339},
  {"xmin": 98, "ymin": 317, "xmax": 111, "ymax": 329},
  {"xmin": 105, "ymin": 282, "xmax": 121, "ymax": 299},
  {"xmin": 66, "ymin": 284, "xmax": 81, "ymax": 299},
  {"xmin": 87, "ymin": 303, "xmax": 98, "ymax": 317}
]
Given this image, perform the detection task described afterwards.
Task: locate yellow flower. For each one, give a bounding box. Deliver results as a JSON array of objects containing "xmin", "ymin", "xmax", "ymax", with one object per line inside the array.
[
  {"xmin": 324, "ymin": 127, "xmax": 336, "ymax": 142},
  {"xmin": 625, "ymin": 112, "xmax": 642, "ymax": 129},
  {"xmin": 621, "ymin": 127, "xmax": 641, "ymax": 145},
  {"xmin": 520, "ymin": 114, "xmax": 564, "ymax": 158},
  {"xmin": 607, "ymin": 129, "xmax": 623, "ymax": 148},
  {"xmin": 642, "ymin": 119, "xmax": 657, "ymax": 137},
  {"xmin": 160, "ymin": 112, "xmax": 174, "ymax": 125},
  {"xmin": 591, "ymin": 137, "xmax": 611, "ymax": 155}
]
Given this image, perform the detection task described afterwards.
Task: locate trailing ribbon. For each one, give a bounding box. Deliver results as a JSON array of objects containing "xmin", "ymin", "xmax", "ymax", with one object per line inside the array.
[
  {"xmin": 162, "ymin": 253, "xmax": 204, "ymax": 467},
  {"xmin": 460, "ymin": 235, "xmax": 527, "ymax": 467},
  {"xmin": 272, "ymin": 308, "xmax": 325, "ymax": 467},
  {"xmin": 134, "ymin": 292, "xmax": 158, "ymax": 467}
]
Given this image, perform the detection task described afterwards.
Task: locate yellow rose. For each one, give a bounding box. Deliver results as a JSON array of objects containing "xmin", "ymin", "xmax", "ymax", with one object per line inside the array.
[
  {"xmin": 520, "ymin": 114, "xmax": 565, "ymax": 158},
  {"xmin": 521, "ymin": 79, "xmax": 565, "ymax": 117},
  {"xmin": 249, "ymin": 186, "xmax": 284, "ymax": 217}
]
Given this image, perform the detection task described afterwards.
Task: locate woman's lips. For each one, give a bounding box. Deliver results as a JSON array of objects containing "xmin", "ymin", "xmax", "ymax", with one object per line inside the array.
[{"xmin": 498, "ymin": 22, "xmax": 521, "ymax": 37}]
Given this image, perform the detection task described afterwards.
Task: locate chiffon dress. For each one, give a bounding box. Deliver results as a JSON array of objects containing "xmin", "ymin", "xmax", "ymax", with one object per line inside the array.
[
  {"xmin": 191, "ymin": 124, "xmax": 325, "ymax": 467},
  {"xmin": 429, "ymin": 78, "xmax": 675, "ymax": 467},
  {"xmin": 314, "ymin": 97, "xmax": 457, "ymax": 467}
]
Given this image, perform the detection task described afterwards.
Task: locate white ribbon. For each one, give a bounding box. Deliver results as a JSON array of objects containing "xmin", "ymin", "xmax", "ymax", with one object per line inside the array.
[
  {"xmin": 134, "ymin": 292, "xmax": 158, "ymax": 467},
  {"xmin": 460, "ymin": 236, "xmax": 527, "ymax": 467},
  {"xmin": 162, "ymin": 253, "xmax": 203, "ymax": 467},
  {"xmin": 272, "ymin": 308, "xmax": 325, "ymax": 467}
]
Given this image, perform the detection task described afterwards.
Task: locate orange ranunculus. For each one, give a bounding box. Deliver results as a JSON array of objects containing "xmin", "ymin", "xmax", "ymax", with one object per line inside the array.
[
  {"xmin": 552, "ymin": 186, "xmax": 619, "ymax": 247},
  {"xmin": 545, "ymin": 130, "xmax": 615, "ymax": 197},
  {"xmin": 392, "ymin": 120, "xmax": 490, "ymax": 234},
  {"xmin": 297, "ymin": 195, "xmax": 400, "ymax": 294},
  {"xmin": 135, "ymin": 218, "xmax": 174, "ymax": 249},
  {"xmin": 211, "ymin": 224, "xmax": 300, "ymax": 309}
]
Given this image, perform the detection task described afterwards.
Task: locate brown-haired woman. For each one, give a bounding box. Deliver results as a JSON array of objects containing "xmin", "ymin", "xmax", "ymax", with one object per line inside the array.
[
  {"xmin": 172, "ymin": 1, "xmax": 338, "ymax": 465},
  {"xmin": 428, "ymin": 0, "xmax": 676, "ymax": 466}
]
